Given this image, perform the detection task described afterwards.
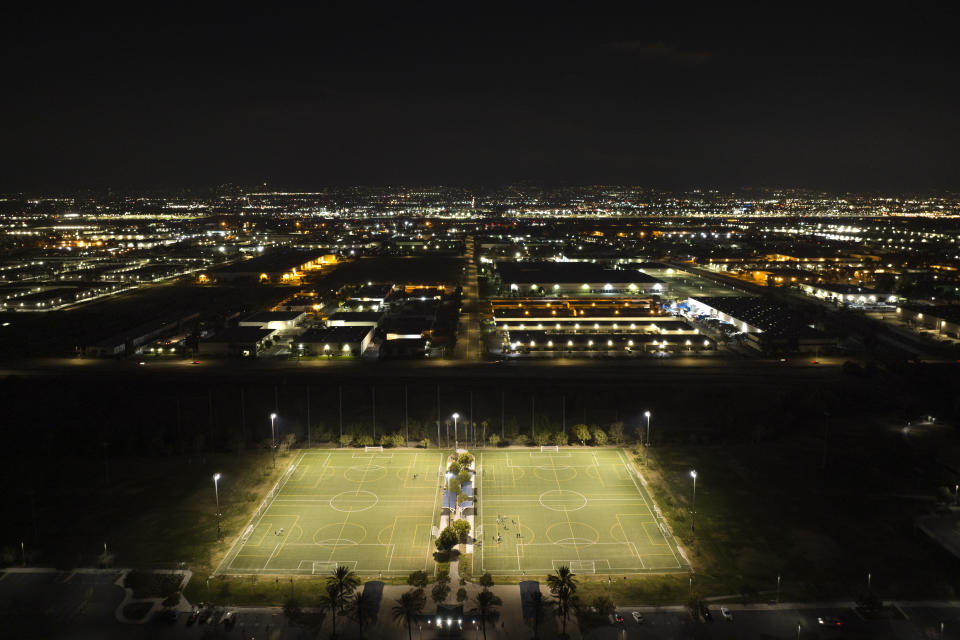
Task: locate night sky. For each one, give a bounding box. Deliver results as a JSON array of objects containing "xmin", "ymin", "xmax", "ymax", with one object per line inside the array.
[{"xmin": 1, "ymin": 5, "xmax": 957, "ymax": 192}]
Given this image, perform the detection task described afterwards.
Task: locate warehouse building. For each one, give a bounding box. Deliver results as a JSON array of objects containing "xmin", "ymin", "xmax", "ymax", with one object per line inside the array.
[
  {"xmin": 496, "ymin": 262, "xmax": 665, "ymax": 296},
  {"xmin": 239, "ymin": 311, "xmax": 306, "ymax": 331},
  {"xmin": 294, "ymin": 326, "xmax": 374, "ymax": 356},
  {"xmin": 199, "ymin": 327, "xmax": 277, "ymax": 357},
  {"xmin": 327, "ymin": 311, "xmax": 384, "ymax": 327}
]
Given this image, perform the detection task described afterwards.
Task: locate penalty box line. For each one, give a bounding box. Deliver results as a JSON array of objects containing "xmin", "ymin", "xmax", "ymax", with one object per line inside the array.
[{"xmin": 214, "ymin": 450, "xmax": 307, "ymax": 576}]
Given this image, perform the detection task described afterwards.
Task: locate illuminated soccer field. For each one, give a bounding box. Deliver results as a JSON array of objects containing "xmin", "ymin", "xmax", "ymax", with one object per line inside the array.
[
  {"xmin": 475, "ymin": 449, "xmax": 688, "ymax": 575},
  {"xmin": 216, "ymin": 449, "xmax": 446, "ymax": 576}
]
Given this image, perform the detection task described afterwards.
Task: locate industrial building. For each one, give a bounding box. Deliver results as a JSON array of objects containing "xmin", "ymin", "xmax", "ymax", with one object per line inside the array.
[
  {"xmin": 687, "ymin": 296, "xmax": 836, "ymax": 353},
  {"xmin": 294, "ymin": 326, "xmax": 374, "ymax": 356},
  {"xmin": 199, "ymin": 327, "xmax": 277, "ymax": 357},
  {"xmin": 86, "ymin": 313, "xmax": 200, "ymax": 357},
  {"xmin": 238, "ymin": 311, "xmax": 305, "ymax": 331},
  {"xmin": 492, "ymin": 297, "xmax": 708, "ymax": 356},
  {"xmin": 800, "ymin": 282, "xmax": 899, "ymax": 306},
  {"xmin": 212, "ymin": 250, "xmax": 335, "ymax": 284},
  {"xmin": 895, "ymin": 304, "xmax": 960, "ymax": 339},
  {"xmin": 327, "ymin": 311, "xmax": 384, "ymax": 327},
  {"xmin": 495, "ymin": 262, "xmax": 665, "ymax": 296}
]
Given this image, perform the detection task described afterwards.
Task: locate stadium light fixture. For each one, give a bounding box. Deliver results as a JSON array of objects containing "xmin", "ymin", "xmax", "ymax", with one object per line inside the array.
[
  {"xmin": 270, "ymin": 413, "xmax": 278, "ymax": 468},
  {"xmin": 452, "ymin": 413, "xmax": 460, "ymax": 449},
  {"xmin": 213, "ymin": 473, "xmax": 222, "ymax": 540},
  {"xmin": 690, "ymin": 470, "xmax": 698, "ymax": 532}
]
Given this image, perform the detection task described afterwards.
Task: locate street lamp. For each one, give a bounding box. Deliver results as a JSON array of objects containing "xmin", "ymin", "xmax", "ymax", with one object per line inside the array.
[
  {"xmin": 690, "ymin": 470, "xmax": 698, "ymax": 532},
  {"xmin": 213, "ymin": 473, "xmax": 222, "ymax": 540},
  {"xmin": 777, "ymin": 573, "xmax": 781, "ymax": 603},
  {"xmin": 270, "ymin": 413, "xmax": 277, "ymax": 468},
  {"xmin": 452, "ymin": 413, "xmax": 460, "ymax": 450},
  {"xmin": 644, "ymin": 411, "xmax": 651, "ymax": 446}
]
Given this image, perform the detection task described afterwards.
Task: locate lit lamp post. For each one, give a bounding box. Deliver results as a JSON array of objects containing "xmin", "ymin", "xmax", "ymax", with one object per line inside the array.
[
  {"xmin": 213, "ymin": 473, "xmax": 222, "ymax": 540},
  {"xmin": 690, "ymin": 470, "xmax": 698, "ymax": 532},
  {"xmin": 644, "ymin": 411, "xmax": 652, "ymax": 446},
  {"xmin": 452, "ymin": 413, "xmax": 460, "ymax": 450},
  {"xmin": 270, "ymin": 413, "xmax": 277, "ymax": 468}
]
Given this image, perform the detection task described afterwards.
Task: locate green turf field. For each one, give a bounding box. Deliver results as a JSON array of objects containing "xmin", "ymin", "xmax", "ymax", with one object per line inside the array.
[
  {"xmin": 216, "ymin": 449, "xmax": 447, "ymax": 576},
  {"xmin": 475, "ymin": 448, "xmax": 688, "ymax": 575}
]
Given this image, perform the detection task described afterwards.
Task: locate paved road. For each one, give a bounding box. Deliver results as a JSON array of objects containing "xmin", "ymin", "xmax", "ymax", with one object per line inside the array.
[
  {"xmin": 4, "ymin": 568, "xmax": 960, "ymax": 640},
  {"xmin": 453, "ymin": 235, "xmax": 482, "ymax": 361},
  {"xmin": 0, "ymin": 354, "xmax": 851, "ymax": 379}
]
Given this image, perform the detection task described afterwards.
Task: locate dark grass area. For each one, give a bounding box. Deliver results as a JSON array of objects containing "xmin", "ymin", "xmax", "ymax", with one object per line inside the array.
[
  {"xmin": 642, "ymin": 419, "xmax": 960, "ymax": 601},
  {"xmin": 1, "ymin": 449, "xmax": 294, "ymax": 574}
]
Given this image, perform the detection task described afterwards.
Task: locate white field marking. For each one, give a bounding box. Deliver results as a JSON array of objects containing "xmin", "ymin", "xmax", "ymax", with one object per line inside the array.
[
  {"xmin": 263, "ymin": 542, "xmax": 282, "ymax": 570},
  {"xmin": 214, "ymin": 450, "xmax": 306, "ymax": 576},
  {"xmin": 617, "ymin": 449, "xmax": 684, "ymax": 569},
  {"xmin": 428, "ymin": 453, "xmax": 444, "ymax": 571},
  {"xmin": 477, "ymin": 450, "xmax": 484, "ymax": 573}
]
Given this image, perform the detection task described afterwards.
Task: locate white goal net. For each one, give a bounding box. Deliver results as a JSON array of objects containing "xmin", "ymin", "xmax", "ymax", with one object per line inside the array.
[
  {"xmin": 569, "ymin": 560, "xmax": 595, "ymax": 573},
  {"xmin": 364, "ymin": 445, "xmax": 384, "ymax": 452},
  {"xmin": 540, "ymin": 445, "xmax": 559, "ymax": 453},
  {"xmin": 312, "ymin": 560, "xmax": 357, "ymax": 575}
]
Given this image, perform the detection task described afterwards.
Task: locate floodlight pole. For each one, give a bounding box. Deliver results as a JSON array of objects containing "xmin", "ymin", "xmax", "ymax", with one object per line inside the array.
[
  {"xmin": 690, "ymin": 470, "xmax": 698, "ymax": 532},
  {"xmin": 214, "ymin": 473, "xmax": 222, "ymax": 540},
  {"xmin": 270, "ymin": 413, "xmax": 277, "ymax": 468},
  {"xmin": 452, "ymin": 414, "xmax": 460, "ymax": 450},
  {"xmin": 644, "ymin": 411, "xmax": 652, "ymax": 446}
]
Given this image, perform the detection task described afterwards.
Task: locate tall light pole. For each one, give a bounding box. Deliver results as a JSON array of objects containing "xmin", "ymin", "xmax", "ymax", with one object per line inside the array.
[
  {"xmin": 452, "ymin": 413, "xmax": 460, "ymax": 450},
  {"xmin": 690, "ymin": 470, "xmax": 698, "ymax": 532},
  {"xmin": 644, "ymin": 411, "xmax": 651, "ymax": 446},
  {"xmin": 270, "ymin": 413, "xmax": 277, "ymax": 468},
  {"xmin": 776, "ymin": 573, "xmax": 781, "ymax": 603},
  {"xmin": 213, "ymin": 473, "xmax": 222, "ymax": 540}
]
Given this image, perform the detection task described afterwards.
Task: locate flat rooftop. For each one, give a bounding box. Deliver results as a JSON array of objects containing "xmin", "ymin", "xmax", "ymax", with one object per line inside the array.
[
  {"xmin": 496, "ymin": 261, "xmax": 661, "ymax": 284},
  {"xmin": 299, "ymin": 326, "xmax": 372, "ymax": 343}
]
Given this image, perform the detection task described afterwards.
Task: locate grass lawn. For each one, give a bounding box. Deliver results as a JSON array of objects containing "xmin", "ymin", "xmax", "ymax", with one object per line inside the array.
[
  {"xmin": 216, "ymin": 449, "xmax": 447, "ymax": 576},
  {"xmin": 640, "ymin": 425, "xmax": 960, "ymax": 601},
  {"xmin": 476, "ymin": 449, "xmax": 687, "ymax": 576}
]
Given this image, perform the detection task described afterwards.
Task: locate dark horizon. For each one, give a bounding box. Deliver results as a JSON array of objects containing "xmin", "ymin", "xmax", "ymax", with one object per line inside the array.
[{"xmin": 2, "ymin": 5, "xmax": 958, "ymax": 193}]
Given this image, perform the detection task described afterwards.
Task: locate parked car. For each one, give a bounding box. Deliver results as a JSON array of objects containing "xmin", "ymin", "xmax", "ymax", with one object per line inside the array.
[
  {"xmin": 818, "ymin": 616, "xmax": 842, "ymax": 627},
  {"xmin": 720, "ymin": 607, "xmax": 733, "ymax": 621},
  {"xmin": 631, "ymin": 611, "xmax": 645, "ymax": 623},
  {"xmin": 220, "ymin": 611, "xmax": 236, "ymax": 630}
]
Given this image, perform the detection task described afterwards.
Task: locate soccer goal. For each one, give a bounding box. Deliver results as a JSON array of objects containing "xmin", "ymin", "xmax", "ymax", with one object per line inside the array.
[
  {"xmin": 569, "ymin": 560, "xmax": 596, "ymax": 574},
  {"xmin": 364, "ymin": 445, "xmax": 384, "ymax": 452},
  {"xmin": 540, "ymin": 445, "xmax": 559, "ymax": 453},
  {"xmin": 312, "ymin": 560, "xmax": 357, "ymax": 575}
]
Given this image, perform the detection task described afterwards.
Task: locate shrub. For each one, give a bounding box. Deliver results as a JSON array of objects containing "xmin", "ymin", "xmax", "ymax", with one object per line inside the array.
[
  {"xmin": 418, "ymin": 438, "xmax": 431, "ymax": 448},
  {"xmin": 552, "ymin": 432, "xmax": 569, "ymax": 446},
  {"xmin": 533, "ymin": 432, "xmax": 551, "ymax": 446},
  {"xmin": 339, "ymin": 434, "xmax": 354, "ymax": 447},
  {"xmin": 488, "ymin": 434, "xmax": 501, "ymax": 447},
  {"xmin": 592, "ymin": 428, "xmax": 608, "ymax": 446},
  {"xmin": 514, "ymin": 434, "xmax": 530, "ymax": 446},
  {"xmin": 357, "ymin": 434, "xmax": 374, "ymax": 447}
]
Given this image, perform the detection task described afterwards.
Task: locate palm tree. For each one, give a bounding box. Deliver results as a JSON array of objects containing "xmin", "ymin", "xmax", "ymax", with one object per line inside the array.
[
  {"xmin": 392, "ymin": 588, "xmax": 426, "ymax": 640},
  {"xmin": 527, "ymin": 589, "xmax": 552, "ymax": 639},
  {"xmin": 546, "ymin": 565, "xmax": 577, "ymax": 637},
  {"xmin": 328, "ymin": 565, "xmax": 361, "ymax": 613},
  {"xmin": 349, "ymin": 591, "xmax": 369, "ymax": 638},
  {"xmin": 317, "ymin": 582, "xmax": 340, "ymax": 638},
  {"xmin": 473, "ymin": 588, "xmax": 502, "ymax": 640}
]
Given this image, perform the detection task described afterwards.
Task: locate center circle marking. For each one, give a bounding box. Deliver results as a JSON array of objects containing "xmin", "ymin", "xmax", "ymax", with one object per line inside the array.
[
  {"xmin": 546, "ymin": 521, "xmax": 599, "ymax": 546},
  {"xmin": 538, "ymin": 489, "xmax": 587, "ymax": 512},
  {"xmin": 345, "ymin": 465, "xmax": 387, "ymax": 483},
  {"xmin": 534, "ymin": 466, "xmax": 576, "ymax": 482},
  {"xmin": 314, "ymin": 522, "xmax": 367, "ymax": 545},
  {"xmin": 330, "ymin": 490, "xmax": 379, "ymax": 512}
]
